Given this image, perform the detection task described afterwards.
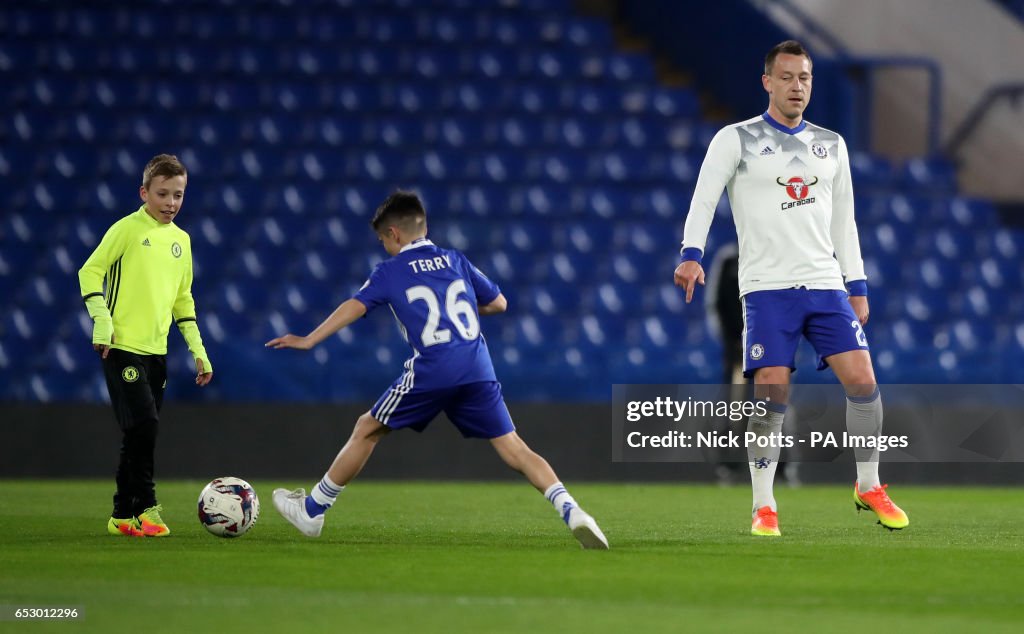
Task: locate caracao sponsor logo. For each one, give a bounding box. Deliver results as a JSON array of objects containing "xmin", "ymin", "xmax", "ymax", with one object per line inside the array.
[{"xmin": 776, "ymin": 176, "xmax": 818, "ymax": 210}]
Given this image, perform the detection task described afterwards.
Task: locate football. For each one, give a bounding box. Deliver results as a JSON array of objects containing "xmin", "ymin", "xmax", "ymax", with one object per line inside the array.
[{"xmin": 197, "ymin": 477, "xmax": 260, "ymax": 538}]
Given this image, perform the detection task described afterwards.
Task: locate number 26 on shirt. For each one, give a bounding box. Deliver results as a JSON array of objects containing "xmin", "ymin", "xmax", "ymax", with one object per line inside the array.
[{"xmin": 406, "ymin": 280, "xmax": 480, "ymax": 346}]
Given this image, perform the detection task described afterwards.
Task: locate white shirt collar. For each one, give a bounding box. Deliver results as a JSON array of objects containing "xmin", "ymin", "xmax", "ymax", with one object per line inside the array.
[{"xmin": 399, "ymin": 238, "xmax": 434, "ymax": 253}]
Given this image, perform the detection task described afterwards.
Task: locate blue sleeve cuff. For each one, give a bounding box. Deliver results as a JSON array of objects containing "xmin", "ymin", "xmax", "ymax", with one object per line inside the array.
[
  {"xmin": 847, "ymin": 280, "xmax": 868, "ymax": 296},
  {"xmin": 680, "ymin": 247, "xmax": 703, "ymax": 265}
]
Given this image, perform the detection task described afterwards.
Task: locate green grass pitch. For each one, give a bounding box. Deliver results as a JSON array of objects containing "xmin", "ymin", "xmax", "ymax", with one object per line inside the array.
[{"xmin": 2, "ymin": 480, "xmax": 1023, "ymax": 633}]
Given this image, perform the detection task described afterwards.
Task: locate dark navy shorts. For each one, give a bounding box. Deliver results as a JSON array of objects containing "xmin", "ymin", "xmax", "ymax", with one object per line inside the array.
[
  {"xmin": 741, "ymin": 289, "xmax": 868, "ymax": 378},
  {"xmin": 370, "ymin": 380, "xmax": 516, "ymax": 439}
]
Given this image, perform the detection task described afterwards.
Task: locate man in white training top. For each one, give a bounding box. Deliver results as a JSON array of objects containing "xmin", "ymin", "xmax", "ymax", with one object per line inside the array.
[{"xmin": 674, "ymin": 40, "xmax": 908, "ymax": 536}]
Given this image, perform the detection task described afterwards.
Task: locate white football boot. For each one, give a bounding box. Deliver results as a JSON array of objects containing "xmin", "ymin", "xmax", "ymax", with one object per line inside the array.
[
  {"xmin": 566, "ymin": 506, "xmax": 609, "ymax": 550},
  {"xmin": 272, "ymin": 488, "xmax": 325, "ymax": 538}
]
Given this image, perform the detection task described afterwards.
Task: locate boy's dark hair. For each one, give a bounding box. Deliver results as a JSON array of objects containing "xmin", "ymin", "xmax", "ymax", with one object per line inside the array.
[
  {"xmin": 371, "ymin": 190, "xmax": 427, "ymax": 234},
  {"xmin": 764, "ymin": 40, "xmax": 812, "ymax": 76},
  {"xmin": 142, "ymin": 154, "xmax": 187, "ymax": 189}
]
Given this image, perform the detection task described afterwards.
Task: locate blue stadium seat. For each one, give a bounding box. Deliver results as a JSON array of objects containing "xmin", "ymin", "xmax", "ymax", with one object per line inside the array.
[
  {"xmin": 588, "ymin": 282, "xmax": 647, "ymax": 317},
  {"xmin": 606, "ymin": 53, "xmax": 655, "ymax": 83},
  {"xmin": 448, "ymin": 82, "xmax": 507, "ymax": 113},
  {"xmin": 635, "ymin": 315, "xmax": 687, "ymax": 350},
  {"xmin": 563, "ymin": 220, "xmax": 616, "ymax": 254},
  {"xmin": 418, "ymin": 150, "xmax": 470, "ymax": 181},
  {"xmin": 2, "ymin": 307, "xmax": 45, "ymax": 347},
  {"xmin": 50, "ymin": 147, "xmax": 109, "ymax": 179},
  {"xmin": 420, "ymin": 14, "xmax": 474, "ymax": 44},
  {"xmin": 900, "ymin": 157, "xmax": 956, "ymax": 194},
  {"xmin": 901, "ymin": 289, "xmax": 948, "ymax": 322},
  {"xmin": 582, "ymin": 186, "xmax": 635, "ymax": 218},
  {"xmin": 496, "ymin": 117, "xmax": 544, "ymax": 148},
  {"xmin": 927, "ymin": 227, "xmax": 976, "ymax": 261},
  {"xmin": 608, "ymin": 251, "xmax": 665, "ymax": 284},
  {"xmin": 872, "ymin": 222, "xmax": 915, "ymax": 256},
  {"xmin": 564, "ymin": 17, "xmax": 613, "ymax": 48},
  {"xmin": 531, "ymin": 152, "xmax": 588, "ymax": 183},
  {"xmin": 620, "ymin": 222, "xmax": 669, "ymax": 255},
  {"xmin": 2, "ymin": 211, "xmax": 51, "ymax": 244},
  {"xmin": 307, "ymin": 115, "xmax": 363, "ymax": 147},
  {"xmin": 556, "ymin": 116, "xmax": 607, "ymax": 149},
  {"xmin": 6, "ymin": 109, "xmax": 56, "ymax": 143},
  {"xmin": 547, "ymin": 251, "xmax": 597, "ymax": 285},
  {"xmin": 435, "ymin": 116, "xmax": 491, "ymax": 148},
  {"xmin": 124, "ymin": 114, "xmax": 182, "ymax": 146},
  {"xmin": 351, "ymin": 149, "xmax": 416, "ymax": 181},
  {"xmin": 431, "ymin": 218, "xmax": 487, "ymax": 251},
  {"xmin": 334, "ymin": 81, "xmax": 384, "ymax": 113},
  {"xmin": 986, "ymin": 228, "xmax": 1024, "ymax": 260},
  {"xmin": 977, "ymin": 256, "xmax": 1022, "ymax": 291},
  {"xmin": 0, "ymin": 145, "xmax": 39, "ymax": 178},
  {"xmin": 520, "ymin": 184, "xmax": 577, "ymax": 217},
  {"xmin": 668, "ymin": 152, "xmax": 698, "ymax": 183},
  {"xmin": 914, "ymin": 257, "xmax": 960, "ymax": 290},
  {"xmin": 949, "ymin": 318, "xmax": 994, "ymax": 353},
  {"xmin": 504, "ymin": 220, "xmax": 553, "ymax": 255},
  {"xmin": 640, "ymin": 187, "xmax": 691, "ymax": 220},
  {"xmin": 87, "ymin": 181, "xmax": 121, "ymax": 213},
  {"xmin": 66, "ymin": 111, "xmax": 121, "ymax": 144},
  {"xmin": 472, "ymin": 151, "xmax": 529, "ymax": 183},
  {"xmin": 481, "ymin": 15, "xmax": 536, "ymax": 46},
  {"xmin": 329, "ymin": 184, "xmax": 383, "ymax": 219},
  {"xmin": 287, "ymin": 149, "xmax": 340, "ymax": 183},
  {"xmin": 98, "ymin": 42, "xmax": 143, "ymax": 73},
  {"xmin": 528, "ymin": 285, "xmax": 582, "ymax": 317},
  {"xmin": 271, "ymin": 81, "xmax": 326, "ymax": 112},
  {"xmin": 451, "ymin": 184, "xmax": 509, "ymax": 217},
  {"xmin": 372, "ymin": 116, "xmax": 429, "ymax": 147},
  {"xmin": 887, "ymin": 319, "xmax": 935, "ymax": 351},
  {"xmin": 468, "ymin": 47, "xmax": 521, "ymax": 78},
  {"xmin": 510, "ymin": 83, "xmax": 565, "ymax": 114},
  {"xmin": 263, "ymin": 184, "xmax": 322, "ymax": 216},
  {"xmin": 479, "ymin": 252, "xmax": 528, "ymax": 284},
  {"xmin": 390, "ymin": 82, "xmax": 444, "ymax": 113},
  {"xmin": 862, "ymin": 256, "xmax": 903, "ymax": 289},
  {"xmin": 591, "ymin": 150, "xmax": 667, "ymax": 182},
  {"xmin": 849, "ymin": 152, "xmax": 894, "ymax": 189},
  {"xmin": 947, "ymin": 197, "xmax": 998, "ymax": 229},
  {"xmin": 239, "ymin": 113, "xmax": 292, "ymax": 146}
]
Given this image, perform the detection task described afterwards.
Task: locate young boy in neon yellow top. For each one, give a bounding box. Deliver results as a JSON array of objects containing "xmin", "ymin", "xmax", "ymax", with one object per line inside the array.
[{"xmin": 79, "ymin": 154, "xmax": 212, "ymax": 537}]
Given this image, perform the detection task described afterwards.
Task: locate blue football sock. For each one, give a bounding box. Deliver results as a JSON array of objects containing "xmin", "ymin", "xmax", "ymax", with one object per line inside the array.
[{"xmin": 305, "ymin": 496, "xmax": 328, "ymax": 518}]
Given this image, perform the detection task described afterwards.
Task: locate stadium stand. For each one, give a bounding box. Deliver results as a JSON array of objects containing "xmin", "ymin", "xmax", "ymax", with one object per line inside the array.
[{"xmin": 1, "ymin": 0, "xmax": 1021, "ymax": 403}]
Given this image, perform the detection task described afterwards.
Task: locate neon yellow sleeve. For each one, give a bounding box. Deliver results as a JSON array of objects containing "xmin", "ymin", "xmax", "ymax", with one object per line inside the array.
[
  {"xmin": 78, "ymin": 220, "xmax": 130, "ymax": 345},
  {"xmin": 172, "ymin": 247, "xmax": 212, "ymax": 373}
]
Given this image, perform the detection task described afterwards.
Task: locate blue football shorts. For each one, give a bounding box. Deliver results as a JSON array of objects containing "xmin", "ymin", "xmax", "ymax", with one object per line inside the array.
[
  {"xmin": 741, "ymin": 288, "xmax": 869, "ymax": 378},
  {"xmin": 370, "ymin": 380, "xmax": 516, "ymax": 439}
]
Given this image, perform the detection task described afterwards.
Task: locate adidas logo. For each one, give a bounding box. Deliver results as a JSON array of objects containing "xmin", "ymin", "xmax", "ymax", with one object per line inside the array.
[
  {"xmin": 142, "ymin": 238, "xmax": 151, "ymax": 247},
  {"xmin": 760, "ymin": 146, "xmax": 775, "ymax": 156}
]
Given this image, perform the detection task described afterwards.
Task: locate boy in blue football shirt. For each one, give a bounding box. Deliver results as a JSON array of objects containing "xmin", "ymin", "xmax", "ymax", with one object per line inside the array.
[{"xmin": 266, "ymin": 191, "xmax": 608, "ymax": 549}]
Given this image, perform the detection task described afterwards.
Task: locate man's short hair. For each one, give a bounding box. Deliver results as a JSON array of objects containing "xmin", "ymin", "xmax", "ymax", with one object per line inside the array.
[
  {"xmin": 142, "ymin": 154, "xmax": 187, "ymax": 189},
  {"xmin": 371, "ymin": 190, "xmax": 427, "ymax": 234},
  {"xmin": 764, "ymin": 40, "xmax": 812, "ymax": 76}
]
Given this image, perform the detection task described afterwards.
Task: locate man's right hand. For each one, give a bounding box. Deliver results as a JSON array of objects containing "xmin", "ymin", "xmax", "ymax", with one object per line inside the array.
[{"xmin": 673, "ymin": 261, "xmax": 706, "ymax": 304}]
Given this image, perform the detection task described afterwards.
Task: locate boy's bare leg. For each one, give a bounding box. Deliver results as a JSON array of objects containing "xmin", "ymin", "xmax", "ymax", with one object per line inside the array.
[
  {"xmin": 326, "ymin": 412, "xmax": 391, "ymax": 485},
  {"xmin": 273, "ymin": 412, "xmax": 390, "ymax": 537},
  {"xmin": 491, "ymin": 431, "xmax": 609, "ymax": 549}
]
